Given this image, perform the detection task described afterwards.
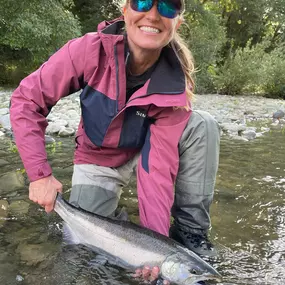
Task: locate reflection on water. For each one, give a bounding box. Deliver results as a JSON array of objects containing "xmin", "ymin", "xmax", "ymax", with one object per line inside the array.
[
  {"xmin": 212, "ymin": 128, "xmax": 285, "ymax": 284},
  {"xmin": 0, "ymin": 128, "xmax": 285, "ymax": 284}
]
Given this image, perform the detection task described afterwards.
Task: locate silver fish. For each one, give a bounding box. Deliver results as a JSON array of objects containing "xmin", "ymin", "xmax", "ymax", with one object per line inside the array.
[{"xmin": 54, "ymin": 194, "xmax": 222, "ymax": 284}]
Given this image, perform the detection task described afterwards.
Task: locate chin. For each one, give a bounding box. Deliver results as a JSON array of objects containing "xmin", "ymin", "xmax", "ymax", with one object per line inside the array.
[{"xmin": 135, "ymin": 41, "xmax": 165, "ymax": 51}]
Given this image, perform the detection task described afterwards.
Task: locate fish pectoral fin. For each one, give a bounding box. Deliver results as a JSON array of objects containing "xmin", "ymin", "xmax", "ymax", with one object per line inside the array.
[
  {"xmin": 89, "ymin": 254, "xmax": 109, "ymax": 266},
  {"xmin": 62, "ymin": 222, "xmax": 81, "ymax": 245},
  {"xmin": 89, "ymin": 245, "xmax": 132, "ymax": 269}
]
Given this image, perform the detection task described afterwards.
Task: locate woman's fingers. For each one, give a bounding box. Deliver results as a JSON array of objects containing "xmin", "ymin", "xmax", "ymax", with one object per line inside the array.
[
  {"xmin": 133, "ymin": 268, "xmax": 142, "ymax": 278},
  {"xmin": 29, "ymin": 175, "xmax": 62, "ymax": 212},
  {"xmin": 150, "ymin": 266, "xmax": 160, "ymax": 281},
  {"xmin": 133, "ymin": 266, "xmax": 169, "ymax": 284},
  {"xmin": 142, "ymin": 266, "xmax": 151, "ymax": 279}
]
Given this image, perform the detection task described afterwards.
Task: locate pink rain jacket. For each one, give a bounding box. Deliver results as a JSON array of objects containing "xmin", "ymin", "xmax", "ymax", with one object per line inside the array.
[{"xmin": 10, "ymin": 18, "xmax": 191, "ymax": 236}]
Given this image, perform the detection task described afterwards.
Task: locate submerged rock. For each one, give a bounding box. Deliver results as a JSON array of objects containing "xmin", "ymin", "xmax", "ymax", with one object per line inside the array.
[
  {"xmin": 0, "ymin": 199, "xmax": 9, "ymax": 228},
  {"xmin": 16, "ymin": 242, "xmax": 59, "ymax": 266},
  {"xmin": 242, "ymin": 130, "xmax": 257, "ymax": 141},
  {"xmin": 9, "ymin": 200, "xmax": 30, "ymax": 215},
  {"xmin": 0, "ymin": 114, "xmax": 11, "ymax": 130},
  {"xmin": 16, "ymin": 274, "xmax": 24, "ymax": 282},
  {"xmin": 0, "ymin": 171, "xmax": 25, "ymax": 193},
  {"xmin": 0, "ymin": 158, "xmax": 9, "ymax": 167}
]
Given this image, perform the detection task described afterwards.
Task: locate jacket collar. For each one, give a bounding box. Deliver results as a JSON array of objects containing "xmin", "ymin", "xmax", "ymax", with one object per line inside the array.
[{"xmin": 97, "ymin": 17, "xmax": 186, "ymax": 95}]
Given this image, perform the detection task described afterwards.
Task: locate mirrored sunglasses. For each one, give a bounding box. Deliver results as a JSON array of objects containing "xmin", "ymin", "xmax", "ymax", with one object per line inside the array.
[{"xmin": 130, "ymin": 0, "xmax": 183, "ymax": 19}]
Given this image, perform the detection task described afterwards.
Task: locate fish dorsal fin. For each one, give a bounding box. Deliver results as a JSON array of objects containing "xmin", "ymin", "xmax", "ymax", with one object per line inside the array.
[{"xmin": 62, "ymin": 222, "xmax": 81, "ymax": 245}]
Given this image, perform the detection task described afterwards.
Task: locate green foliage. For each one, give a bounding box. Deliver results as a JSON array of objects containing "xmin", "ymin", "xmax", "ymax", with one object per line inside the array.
[
  {"xmin": 212, "ymin": 41, "xmax": 268, "ymax": 95},
  {"xmin": 262, "ymin": 47, "xmax": 285, "ymax": 99},
  {"xmin": 210, "ymin": 0, "xmax": 285, "ymax": 54},
  {"xmin": 222, "ymin": 0, "xmax": 267, "ymax": 48},
  {"xmin": 8, "ymin": 142, "xmax": 19, "ymax": 154},
  {"xmin": 213, "ymin": 41, "xmax": 285, "ymax": 97},
  {"xmin": 181, "ymin": 1, "xmax": 227, "ymax": 93},
  {"xmin": 0, "ymin": 0, "xmax": 81, "ymax": 85},
  {"xmin": 7, "ymin": 140, "xmax": 63, "ymax": 154},
  {"xmin": 72, "ymin": 0, "xmax": 121, "ymax": 34},
  {"xmin": 46, "ymin": 141, "xmax": 63, "ymax": 155},
  {"xmin": 0, "ymin": 0, "xmax": 285, "ymax": 97}
]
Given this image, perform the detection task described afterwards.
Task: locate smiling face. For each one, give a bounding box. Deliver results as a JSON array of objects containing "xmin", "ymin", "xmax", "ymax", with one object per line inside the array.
[{"xmin": 123, "ymin": 0, "xmax": 182, "ymax": 54}]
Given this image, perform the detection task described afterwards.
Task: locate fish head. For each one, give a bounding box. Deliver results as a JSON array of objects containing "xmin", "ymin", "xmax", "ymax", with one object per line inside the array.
[{"xmin": 160, "ymin": 252, "xmax": 222, "ymax": 284}]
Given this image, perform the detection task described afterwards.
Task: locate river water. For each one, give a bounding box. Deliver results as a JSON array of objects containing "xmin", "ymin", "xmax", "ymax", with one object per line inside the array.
[{"xmin": 0, "ymin": 126, "xmax": 284, "ymax": 285}]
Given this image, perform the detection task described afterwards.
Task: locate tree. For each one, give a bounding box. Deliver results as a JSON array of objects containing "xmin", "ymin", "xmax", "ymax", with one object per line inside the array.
[
  {"xmin": 182, "ymin": 0, "xmax": 227, "ymax": 93},
  {"xmin": 204, "ymin": 0, "xmax": 285, "ymax": 50},
  {"xmin": 72, "ymin": 0, "xmax": 121, "ymax": 34},
  {"xmin": 0, "ymin": 0, "xmax": 81, "ymax": 85}
]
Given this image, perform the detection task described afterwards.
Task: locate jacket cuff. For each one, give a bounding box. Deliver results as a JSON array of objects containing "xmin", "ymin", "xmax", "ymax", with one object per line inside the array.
[{"xmin": 26, "ymin": 162, "xmax": 52, "ymax": 182}]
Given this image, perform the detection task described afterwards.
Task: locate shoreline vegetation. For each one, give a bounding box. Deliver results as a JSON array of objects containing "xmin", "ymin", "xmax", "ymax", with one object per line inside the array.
[{"xmin": 1, "ymin": 0, "xmax": 285, "ymax": 98}]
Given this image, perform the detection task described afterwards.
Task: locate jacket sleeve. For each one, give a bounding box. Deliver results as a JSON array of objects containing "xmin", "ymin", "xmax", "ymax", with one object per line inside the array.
[
  {"xmin": 10, "ymin": 35, "xmax": 89, "ymax": 182},
  {"xmin": 137, "ymin": 107, "xmax": 191, "ymax": 236}
]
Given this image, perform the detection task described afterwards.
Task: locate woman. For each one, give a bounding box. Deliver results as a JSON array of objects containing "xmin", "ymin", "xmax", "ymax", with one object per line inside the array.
[{"xmin": 10, "ymin": 0, "xmax": 220, "ymax": 280}]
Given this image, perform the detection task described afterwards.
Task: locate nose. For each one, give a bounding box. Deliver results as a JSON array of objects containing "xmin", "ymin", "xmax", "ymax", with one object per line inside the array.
[{"xmin": 145, "ymin": 1, "xmax": 160, "ymax": 20}]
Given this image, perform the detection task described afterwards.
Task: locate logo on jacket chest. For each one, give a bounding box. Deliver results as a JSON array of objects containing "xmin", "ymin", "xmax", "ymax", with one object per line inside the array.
[{"xmin": 136, "ymin": 110, "xmax": 147, "ymax": 118}]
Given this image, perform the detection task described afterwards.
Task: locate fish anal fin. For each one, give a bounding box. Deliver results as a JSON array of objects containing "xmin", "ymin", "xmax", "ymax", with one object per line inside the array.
[{"xmin": 62, "ymin": 222, "xmax": 81, "ymax": 245}]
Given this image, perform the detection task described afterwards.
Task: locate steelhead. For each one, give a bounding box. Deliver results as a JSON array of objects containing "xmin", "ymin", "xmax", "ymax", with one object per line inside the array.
[{"xmin": 54, "ymin": 194, "xmax": 222, "ymax": 284}]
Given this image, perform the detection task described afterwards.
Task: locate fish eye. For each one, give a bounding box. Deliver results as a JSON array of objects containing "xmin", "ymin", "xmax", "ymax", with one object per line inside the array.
[{"xmin": 189, "ymin": 268, "xmax": 202, "ymax": 275}]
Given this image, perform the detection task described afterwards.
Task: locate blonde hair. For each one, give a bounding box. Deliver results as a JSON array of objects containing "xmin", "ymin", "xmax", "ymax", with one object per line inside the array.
[
  {"xmin": 120, "ymin": 0, "xmax": 195, "ymax": 108},
  {"xmin": 170, "ymin": 30, "xmax": 195, "ymax": 109}
]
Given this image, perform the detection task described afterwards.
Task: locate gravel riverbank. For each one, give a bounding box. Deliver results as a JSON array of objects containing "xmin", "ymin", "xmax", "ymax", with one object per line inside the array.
[{"xmin": 0, "ymin": 89, "xmax": 284, "ymax": 142}]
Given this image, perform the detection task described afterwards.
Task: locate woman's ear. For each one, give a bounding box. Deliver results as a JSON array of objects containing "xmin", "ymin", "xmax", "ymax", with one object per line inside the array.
[
  {"xmin": 175, "ymin": 17, "xmax": 183, "ymax": 31},
  {"xmin": 122, "ymin": 6, "xmax": 127, "ymax": 15}
]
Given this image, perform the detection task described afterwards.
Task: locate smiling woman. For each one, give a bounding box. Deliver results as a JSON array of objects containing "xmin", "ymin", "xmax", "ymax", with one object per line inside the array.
[
  {"xmin": 123, "ymin": 0, "xmax": 183, "ymax": 72},
  {"xmin": 9, "ymin": 0, "xmax": 221, "ymax": 283},
  {"xmin": 121, "ymin": 0, "xmax": 194, "ymax": 103}
]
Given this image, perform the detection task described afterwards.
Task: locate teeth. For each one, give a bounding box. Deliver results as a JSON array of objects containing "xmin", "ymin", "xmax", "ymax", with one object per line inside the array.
[{"xmin": 140, "ymin": 26, "xmax": 160, "ymax": 33}]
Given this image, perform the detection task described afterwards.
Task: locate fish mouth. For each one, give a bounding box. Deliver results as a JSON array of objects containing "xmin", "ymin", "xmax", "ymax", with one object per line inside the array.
[
  {"xmin": 205, "ymin": 274, "xmax": 222, "ymax": 282},
  {"xmin": 192, "ymin": 273, "xmax": 222, "ymax": 283}
]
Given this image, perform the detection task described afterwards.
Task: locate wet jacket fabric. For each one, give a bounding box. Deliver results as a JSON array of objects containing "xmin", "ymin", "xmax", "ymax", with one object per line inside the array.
[{"xmin": 10, "ymin": 18, "xmax": 191, "ymax": 236}]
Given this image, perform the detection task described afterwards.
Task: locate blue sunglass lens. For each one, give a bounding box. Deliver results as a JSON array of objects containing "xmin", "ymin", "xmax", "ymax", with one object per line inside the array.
[
  {"xmin": 157, "ymin": 0, "xmax": 180, "ymax": 18},
  {"xmin": 130, "ymin": 0, "xmax": 182, "ymax": 18},
  {"xmin": 131, "ymin": 0, "xmax": 153, "ymax": 12}
]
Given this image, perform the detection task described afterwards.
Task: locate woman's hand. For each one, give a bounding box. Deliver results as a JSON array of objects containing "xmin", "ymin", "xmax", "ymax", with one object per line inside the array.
[
  {"xmin": 133, "ymin": 266, "xmax": 170, "ymax": 284},
  {"xmin": 29, "ymin": 175, "xmax": 62, "ymax": 212}
]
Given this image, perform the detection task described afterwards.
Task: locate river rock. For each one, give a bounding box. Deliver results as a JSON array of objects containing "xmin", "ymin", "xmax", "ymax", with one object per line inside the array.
[
  {"xmin": 45, "ymin": 135, "xmax": 55, "ymax": 144},
  {"xmin": 46, "ymin": 123, "xmax": 62, "ymax": 134},
  {"xmin": 0, "ymin": 199, "xmax": 9, "ymax": 228},
  {"xmin": 47, "ymin": 114, "xmax": 60, "ymax": 122},
  {"xmin": 0, "ymin": 108, "xmax": 9, "ymax": 116},
  {"xmin": 1, "ymin": 90, "xmax": 285, "ymax": 143},
  {"xmin": 66, "ymin": 109, "xmax": 80, "ymax": 120},
  {"xmin": 0, "ymin": 114, "xmax": 11, "ymax": 130},
  {"xmin": 16, "ymin": 275, "xmax": 24, "ymax": 282},
  {"xmin": 9, "ymin": 200, "xmax": 30, "ymax": 215},
  {"xmin": 6, "ymin": 225, "xmax": 48, "ymax": 246},
  {"xmin": 58, "ymin": 127, "xmax": 75, "ymax": 137},
  {"xmin": 16, "ymin": 242, "xmax": 58, "ymax": 266},
  {"xmin": 0, "ymin": 171, "xmax": 25, "ymax": 192},
  {"xmin": 0, "ymin": 159, "xmax": 9, "ymax": 167},
  {"xmin": 242, "ymin": 130, "xmax": 257, "ymax": 140},
  {"xmin": 230, "ymin": 135, "xmax": 249, "ymax": 142},
  {"xmin": 68, "ymin": 119, "xmax": 80, "ymax": 131},
  {"xmin": 220, "ymin": 123, "xmax": 247, "ymax": 135}
]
